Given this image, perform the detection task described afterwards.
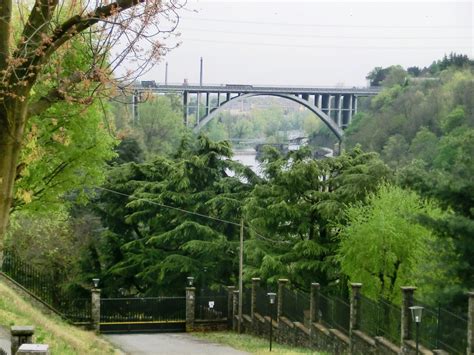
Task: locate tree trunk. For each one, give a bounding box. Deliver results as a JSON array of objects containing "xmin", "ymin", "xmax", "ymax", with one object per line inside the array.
[{"xmin": 0, "ymin": 98, "xmax": 28, "ymax": 254}]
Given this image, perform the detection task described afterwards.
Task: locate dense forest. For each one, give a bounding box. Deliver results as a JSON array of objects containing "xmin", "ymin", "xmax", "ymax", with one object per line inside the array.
[{"xmin": 5, "ymin": 54, "xmax": 473, "ymax": 311}]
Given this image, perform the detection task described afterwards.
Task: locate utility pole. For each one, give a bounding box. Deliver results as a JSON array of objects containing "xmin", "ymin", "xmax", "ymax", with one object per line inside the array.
[
  {"xmin": 197, "ymin": 57, "xmax": 203, "ymax": 124},
  {"xmin": 165, "ymin": 62, "xmax": 168, "ymax": 85},
  {"xmin": 238, "ymin": 218, "xmax": 244, "ymax": 334},
  {"xmin": 200, "ymin": 57, "xmax": 203, "ymax": 86}
]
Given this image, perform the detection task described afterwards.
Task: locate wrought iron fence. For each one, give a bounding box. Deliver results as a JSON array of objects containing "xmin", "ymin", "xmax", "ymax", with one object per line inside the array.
[
  {"xmin": 411, "ymin": 298, "xmax": 467, "ymax": 354},
  {"xmin": 2, "ymin": 250, "xmax": 91, "ymax": 323},
  {"xmin": 243, "ymin": 287, "xmax": 252, "ymax": 316},
  {"xmin": 195, "ymin": 288, "xmax": 228, "ymax": 320},
  {"xmin": 319, "ymin": 292, "xmax": 350, "ymax": 335},
  {"xmin": 358, "ymin": 294, "xmax": 401, "ymax": 345},
  {"xmin": 100, "ymin": 297, "xmax": 186, "ymax": 323},
  {"xmin": 281, "ymin": 288, "xmax": 310, "ymax": 325},
  {"xmin": 254, "ymin": 286, "xmax": 277, "ymax": 319}
]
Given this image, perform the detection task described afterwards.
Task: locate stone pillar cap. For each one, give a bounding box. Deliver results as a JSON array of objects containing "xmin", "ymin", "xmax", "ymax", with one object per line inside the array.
[
  {"xmin": 400, "ymin": 286, "xmax": 417, "ymax": 291},
  {"xmin": 278, "ymin": 278, "xmax": 289, "ymax": 283},
  {"xmin": 18, "ymin": 344, "xmax": 49, "ymax": 351},
  {"xmin": 468, "ymin": 291, "xmax": 474, "ymax": 296},
  {"xmin": 233, "ymin": 290, "xmax": 240, "ymax": 293},
  {"xmin": 11, "ymin": 326, "xmax": 35, "ymax": 335},
  {"xmin": 227, "ymin": 285, "xmax": 236, "ymax": 289},
  {"xmin": 351, "ymin": 283, "xmax": 362, "ymax": 287},
  {"xmin": 251, "ymin": 277, "xmax": 261, "ymax": 281},
  {"xmin": 311, "ymin": 282, "xmax": 320, "ymax": 286}
]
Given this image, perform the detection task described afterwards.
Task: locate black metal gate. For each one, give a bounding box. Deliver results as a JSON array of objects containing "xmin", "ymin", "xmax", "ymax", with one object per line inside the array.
[{"xmin": 100, "ymin": 297, "xmax": 186, "ymax": 333}]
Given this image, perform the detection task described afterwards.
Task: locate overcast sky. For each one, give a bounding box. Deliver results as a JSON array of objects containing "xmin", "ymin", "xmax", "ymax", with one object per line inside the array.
[{"xmin": 144, "ymin": 1, "xmax": 473, "ymax": 87}]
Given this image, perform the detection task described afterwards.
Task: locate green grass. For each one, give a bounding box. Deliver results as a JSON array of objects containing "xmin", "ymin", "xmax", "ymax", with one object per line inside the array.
[
  {"xmin": 193, "ymin": 331, "xmax": 324, "ymax": 354},
  {"xmin": 0, "ymin": 279, "xmax": 118, "ymax": 354}
]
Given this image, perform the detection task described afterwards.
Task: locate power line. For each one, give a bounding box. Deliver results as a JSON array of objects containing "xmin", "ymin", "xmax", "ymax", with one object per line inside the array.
[
  {"xmin": 181, "ymin": 16, "xmax": 471, "ymax": 29},
  {"xmin": 179, "ymin": 27, "xmax": 471, "ymax": 40},
  {"xmin": 174, "ymin": 38, "xmax": 472, "ymax": 51},
  {"xmin": 95, "ymin": 186, "xmax": 288, "ymax": 244}
]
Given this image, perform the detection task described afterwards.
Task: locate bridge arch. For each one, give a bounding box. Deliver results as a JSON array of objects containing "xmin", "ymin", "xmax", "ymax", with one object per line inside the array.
[{"xmin": 192, "ymin": 93, "xmax": 344, "ymax": 141}]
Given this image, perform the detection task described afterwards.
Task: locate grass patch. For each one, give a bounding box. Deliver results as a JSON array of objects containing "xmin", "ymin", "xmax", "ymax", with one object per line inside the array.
[
  {"xmin": 0, "ymin": 279, "xmax": 118, "ymax": 354},
  {"xmin": 193, "ymin": 331, "xmax": 323, "ymax": 354}
]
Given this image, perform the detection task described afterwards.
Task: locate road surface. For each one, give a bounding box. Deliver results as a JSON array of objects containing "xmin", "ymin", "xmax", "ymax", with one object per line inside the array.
[{"xmin": 106, "ymin": 333, "xmax": 249, "ymax": 355}]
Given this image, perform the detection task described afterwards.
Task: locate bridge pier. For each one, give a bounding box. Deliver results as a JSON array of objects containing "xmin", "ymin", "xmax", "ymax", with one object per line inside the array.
[{"xmin": 183, "ymin": 91, "xmax": 188, "ymax": 126}]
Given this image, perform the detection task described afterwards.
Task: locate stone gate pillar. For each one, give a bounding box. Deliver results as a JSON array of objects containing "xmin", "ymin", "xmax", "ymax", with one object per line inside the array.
[
  {"xmin": 185, "ymin": 286, "xmax": 196, "ymax": 332},
  {"xmin": 251, "ymin": 278, "xmax": 260, "ymax": 321},
  {"xmin": 468, "ymin": 291, "xmax": 474, "ymax": 355},
  {"xmin": 350, "ymin": 283, "xmax": 362, "ymax": 354},
  {"xmin": 310, "ymin": 282, "xmax": 320, "ymax": 325},
  {"xmin": 401, "ymin": 286, "xmax": 417, "ymax": 354},
  {"xmin": 277, "ymin": 279, "xmax": 289, "ymax": 322},
  {"xmin": 91, "ymin": 287, "xmax": 101, "ymax": 333}
]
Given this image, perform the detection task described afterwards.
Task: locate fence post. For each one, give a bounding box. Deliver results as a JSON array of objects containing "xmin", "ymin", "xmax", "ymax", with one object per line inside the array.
[
  {"xmin": 401, "ymin": 286, "xmax": 416, "ymax": 354},
  {"xmin": 277, "ymin": 279, "xmax": 289, "ymax": 322},
  {"xmin": 468, "ymin": 291, "xmax": 474, "ymax": 355},
  {"xmin": 232, "ymin": 290, "xmax": 239, "ymax": 331},
  {"xmin": 227, "ymin": 286, "xmax": 235, "ymax": 329},
  {"xmin": 310, "ymin": 282, "xmax": 320, "ymax": 324},
  {"xmin": 251, "ymin": 278, "xmax": 260, "ymax": 321},
  {"xmin": 185, "ymin": 286, "xmax": 196, "ymax": 332},
  {"xmin": 350, "ymin": 283, "xmax": 362, "ymax": 354},
  {"xmin": 91, "ymin": 287, "xmax": 101, "ymax": 333}
]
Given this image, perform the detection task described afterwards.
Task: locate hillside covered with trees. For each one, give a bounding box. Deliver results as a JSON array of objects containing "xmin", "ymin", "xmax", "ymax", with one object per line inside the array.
[{"xmin": 3, "ymin": 54, "xmax": 473, "ymax": 313}]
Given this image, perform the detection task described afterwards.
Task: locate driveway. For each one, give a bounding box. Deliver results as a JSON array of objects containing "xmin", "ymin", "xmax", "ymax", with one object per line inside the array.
[{"xmin": 106, "ymin": 333, "xmax": 249, "ymax": 355}]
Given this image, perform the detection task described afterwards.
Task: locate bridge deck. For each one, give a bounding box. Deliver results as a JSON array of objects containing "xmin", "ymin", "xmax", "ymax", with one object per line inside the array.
[{"xmin": 131, "ymin": 84, "xmax": 380, "ymax": 96}]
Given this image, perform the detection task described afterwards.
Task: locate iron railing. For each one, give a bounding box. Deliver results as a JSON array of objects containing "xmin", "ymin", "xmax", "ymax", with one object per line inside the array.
[
  {"xmin": 254, "ymin": 286, "xmax": 277, "ymax": 319},
  {"xmin": 1, "ymin": 251, "xmax": 91, "ymax": 323},
  {"xmin": 319, "ymin": 292, "xmax": 351, "ymax": 335},
  {"xmin": 411, "ymin": 298, "xmax": 467, "ymax": 354},
  {"xmin": 281, "ymin": 288, "xmax": 310, "ymax": 325},
  {"xmin": 100, "ymin": 297, "xmax": 186, "ymax": 323},
  {"xmin": 195, "ymin": 288, "xmax": 228, "ymax": 320},
  {"xmin": 243, "ymin": 287, "xmax": 252, "ymax": 316},
  {"xmin": 358, "ymin": 294, "xmax": 401, "ymax": 345}
]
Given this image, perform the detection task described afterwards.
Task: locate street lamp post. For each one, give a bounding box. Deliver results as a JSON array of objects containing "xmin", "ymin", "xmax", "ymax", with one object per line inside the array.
[
  {"xmin": 409, "ymin": 306, "xmax": 424, "ymax": 355},
  {"xmin": 267, "ymin": 292, "xmax": 277, "ymax": 352}
]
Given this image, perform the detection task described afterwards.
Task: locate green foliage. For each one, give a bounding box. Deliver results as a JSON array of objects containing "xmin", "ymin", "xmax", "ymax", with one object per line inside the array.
[
  {"xmin": 338, "ymin": 184, "xmax": 443, "ymax": 302},
  {"xmin": 136, "ymin": 95, "xmax": 186, "ymax": 157},
  {"xmin": 13, "ymin": 31, "xmax": 117, "ymax": 213},
  {"xmin": 93, "ymin": 135, "xmax": 260, "ymax": 296},
  {"xmin": 244, "ymin": 147, "xmax": 390, "ymax": 290},
  {"xmin": 348, "ymin": 62, "xmax": 474, "ymax": 307}
]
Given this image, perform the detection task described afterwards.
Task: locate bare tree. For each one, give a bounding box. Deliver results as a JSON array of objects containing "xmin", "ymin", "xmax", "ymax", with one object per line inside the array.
[{"xmin": 0, "ymin": 0, "xmax": 184, "ymax": 246}]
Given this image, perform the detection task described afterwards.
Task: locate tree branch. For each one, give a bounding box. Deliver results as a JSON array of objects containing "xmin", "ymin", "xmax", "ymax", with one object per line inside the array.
[
  {"xmin": 0, "ymin": 0, "xmax": 12, "ymax": 70},
  {"xmin": 44, "ymin": 0, "xmax": 146, "ymax": 62},
  {"xmin": 20, "ymin": 0, "xmax": 58, "ymax": 47}
]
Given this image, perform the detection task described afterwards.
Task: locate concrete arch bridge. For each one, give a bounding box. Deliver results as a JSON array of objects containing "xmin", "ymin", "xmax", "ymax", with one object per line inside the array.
[{"xmin": 131, "ymin": 83, "xmax": 380, "ymax": 142}]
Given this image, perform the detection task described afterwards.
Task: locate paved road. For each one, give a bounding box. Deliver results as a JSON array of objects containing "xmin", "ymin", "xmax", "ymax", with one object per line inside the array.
[{"xmin": 106, "ymin": 333, "xmax": 249, "ymax": 355}]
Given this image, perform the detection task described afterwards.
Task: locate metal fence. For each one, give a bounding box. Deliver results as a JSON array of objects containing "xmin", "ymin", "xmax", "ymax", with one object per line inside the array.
[
  {"xmin": 319, "ymin": 292, "xmax": 351, "ymax": 335},
  {"xmin": 100, "ymin": 297, "xmax": 185, "ymax": 323},
  {"xmin": 243, "ymin": 287, "xmax": 251, "ymax": 316},
  {"xmin": 411, "ymin": 298, "xmax": 467, "ymax": 354},
  {"xmin": 195, "ymin": 288, "xmax": 228, "ymax": 320},
  {"xmin": 255, "ymin": 286, "xmax": 278, "ymax": 319},
  {"xmin": 281, "ymin": 287, "xmax": 310, "ymax": 325},
  {"xmin": 359, "ymin": 294, "xmax": 401, "ymax": 345},
  {"xmin": 1, "ymin": 250, "xmax": 91, "ymax": 323}
]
